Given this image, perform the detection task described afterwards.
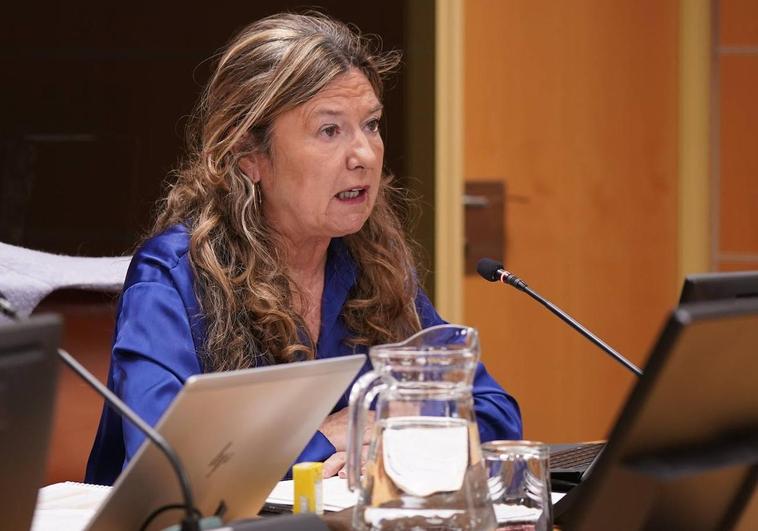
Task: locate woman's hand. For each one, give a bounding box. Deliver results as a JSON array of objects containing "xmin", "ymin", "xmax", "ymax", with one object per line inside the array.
[
  {"xmin": 319, "ymin": 407, "xmax": 374, "ymax": 452},
  {"xmin": 322, "ymin": 445, "xmax": 370, "ymax": 478},
  {"xmin": 322, "ymin": 451, "xmax": 347, "ymax": 478}
]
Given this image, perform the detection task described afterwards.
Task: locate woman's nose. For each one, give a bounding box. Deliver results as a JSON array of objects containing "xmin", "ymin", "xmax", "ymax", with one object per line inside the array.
[{"xmin": 346, "ymin": 131, "xmax": 378, "ymax": 170}]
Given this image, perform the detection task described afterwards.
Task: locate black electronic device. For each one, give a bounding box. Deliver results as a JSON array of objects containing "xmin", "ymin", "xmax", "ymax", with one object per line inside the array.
[
  {"xmin": 555, "ymin": 299, "xmax": 758, "ymax": 530},
  {"xmin": 569, "ymin": 268, "xmax": 758, "ymax": 491},
  {"xmin": 548, "ymin": 442, "xmax": 606, "ymax": 490},
  {"xmin": 0, "ymin": 313, "xmax": 61, "ymax": 531},
  {"xmin": 679, "ymin": 270, "xmax": 758, "ymax": 304}
]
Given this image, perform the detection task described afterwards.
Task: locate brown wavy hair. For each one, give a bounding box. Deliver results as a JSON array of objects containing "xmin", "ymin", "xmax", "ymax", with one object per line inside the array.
[{"xmin": 151, "ymin": 13, "xmax": 422, "ymax": 372}]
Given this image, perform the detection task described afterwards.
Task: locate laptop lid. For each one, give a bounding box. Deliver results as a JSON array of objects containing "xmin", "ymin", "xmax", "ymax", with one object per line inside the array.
[
  {"xmin": 561, "ymin": 299, "xmax": 758, "ymax": 530},
  {"xmin": 0, "ymin": 314, "xmax": 61, "ymax": 531},
  {"xmin": 87, "ymin": 354, "xmax": 365, "ymax": 530}
]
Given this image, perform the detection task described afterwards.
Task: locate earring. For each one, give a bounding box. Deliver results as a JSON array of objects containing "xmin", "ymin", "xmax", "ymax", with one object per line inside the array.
[{"xmin": 251, "ymin": 181, "xmax": 262, "ymax": 215}]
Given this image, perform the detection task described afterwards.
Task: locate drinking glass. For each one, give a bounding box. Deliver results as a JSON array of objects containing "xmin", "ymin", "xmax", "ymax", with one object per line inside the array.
[{"xmin": 481, "ymin": 441, "xmax": 552, "ymax": 531}]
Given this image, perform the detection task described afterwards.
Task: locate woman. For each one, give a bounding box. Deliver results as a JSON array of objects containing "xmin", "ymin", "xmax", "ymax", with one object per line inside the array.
[{"xmin": 86, "ymin": 12, "xmax": 522, "ymax": 485}]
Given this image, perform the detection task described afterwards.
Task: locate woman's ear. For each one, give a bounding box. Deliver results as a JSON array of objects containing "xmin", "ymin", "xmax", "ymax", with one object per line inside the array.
[{"xmin": 239, "ymin": 154, "xmax": 261, "ymax": 184}]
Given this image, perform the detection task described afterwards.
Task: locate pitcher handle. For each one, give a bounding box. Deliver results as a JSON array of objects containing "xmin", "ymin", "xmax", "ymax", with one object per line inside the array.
[{"xmin": 346, "ymin": 370, "xmax": 386, "ymax": 492}]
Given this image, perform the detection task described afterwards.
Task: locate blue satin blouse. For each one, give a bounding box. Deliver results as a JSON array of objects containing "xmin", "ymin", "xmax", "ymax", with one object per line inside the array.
[{"xmin": 85, "ymin": 224, "xmax": 522, "ymax": 485}]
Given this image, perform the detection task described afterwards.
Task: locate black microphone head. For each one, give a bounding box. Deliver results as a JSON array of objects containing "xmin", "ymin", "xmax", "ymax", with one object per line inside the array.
[{"xmin": 476, "ymin": 258, "xmax": 503, "ymax": 282}]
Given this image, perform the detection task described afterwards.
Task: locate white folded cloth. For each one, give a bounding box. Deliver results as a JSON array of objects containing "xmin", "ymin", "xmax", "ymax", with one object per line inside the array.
[{"xmin": 0, "ymin": 242, "xmax": 131, "ymax": 323}]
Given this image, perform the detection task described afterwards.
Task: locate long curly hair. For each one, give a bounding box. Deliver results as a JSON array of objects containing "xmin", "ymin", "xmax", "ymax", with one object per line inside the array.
[{"xmin": 151, "ymin": 13, "xmax": 422, "ymax": 371}]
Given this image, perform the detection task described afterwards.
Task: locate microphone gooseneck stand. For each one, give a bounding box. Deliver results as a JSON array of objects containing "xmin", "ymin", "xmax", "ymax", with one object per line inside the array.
[{"xmin": 476, "ymin": 258, "xmax": 643, "ymax": 377}]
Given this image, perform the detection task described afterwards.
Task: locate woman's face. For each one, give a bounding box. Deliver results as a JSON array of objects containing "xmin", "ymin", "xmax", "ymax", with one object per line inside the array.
[{"xmin": 242, "ymin": 69, "xmax": 384, "ymax": 246}]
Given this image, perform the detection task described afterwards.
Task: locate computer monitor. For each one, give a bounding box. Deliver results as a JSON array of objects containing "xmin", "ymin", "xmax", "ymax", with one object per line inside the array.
[
  {"xmin": 0, "ymin": 314, "xmax": 61, "ymax": 530},
  {"xmin": 679, "ymin": 271, "xmax": 758, "ymax": 304},
  {"xmin": 556, "ymin": 299, "xmax": 758, "ymax": 530}
]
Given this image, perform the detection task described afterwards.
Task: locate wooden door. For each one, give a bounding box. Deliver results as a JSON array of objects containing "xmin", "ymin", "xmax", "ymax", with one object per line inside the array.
[{"xmin": 462, "ymin": 1, "xmax": 680, "ymax": 442}]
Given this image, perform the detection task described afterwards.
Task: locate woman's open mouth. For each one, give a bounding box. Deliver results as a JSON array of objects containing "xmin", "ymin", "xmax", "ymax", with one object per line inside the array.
[{"xmin": 335, "ymin": 187, "xmax": 368, "ymax": 203}]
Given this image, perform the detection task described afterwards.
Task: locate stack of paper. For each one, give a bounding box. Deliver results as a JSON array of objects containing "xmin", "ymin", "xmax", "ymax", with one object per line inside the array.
[
  {"xmin": 32, "ymin": 482, "xmax": 111, "ymax": 531},
  {"xmin": 265, "ymin": 476, "xmax": 357, "ymax": 512}
]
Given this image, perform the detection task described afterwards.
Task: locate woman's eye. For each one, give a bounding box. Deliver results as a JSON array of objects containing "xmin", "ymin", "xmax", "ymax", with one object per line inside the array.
[
  {"xmin": 366, "ymin": 119, "xmax": 381, "ymax": 133},
  {"xmin": 321, "ymin": 125, "xmax": 339, "ymax": 137}
]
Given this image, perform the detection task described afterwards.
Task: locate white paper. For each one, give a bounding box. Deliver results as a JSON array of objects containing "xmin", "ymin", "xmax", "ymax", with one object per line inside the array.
[
  {"xmin": 492, "ymin": 493, "xmax": 565, "ymax": 524},
  {"xmin": 266, "ymin": 476, "xmax": 357, "ymax": 512},
  {"xmin": 32, "ymin": 482, "xmax": 111, "ymax": 531},
  {"xmin": 382, "ymin": 421, "xmax": 468, "ymax": 497}
]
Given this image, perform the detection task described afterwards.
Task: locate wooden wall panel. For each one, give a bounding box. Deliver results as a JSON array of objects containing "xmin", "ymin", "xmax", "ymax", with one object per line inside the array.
[
  {"xmin": 717, "ymin": 0, "xmax": 758, "ymax": 272},
  {"xmin": 463, "ymin": 1, "xmax": 679, "ymax": 442},
  {"xmin": 720, "ymin": 0, "xmax": 758, "ymax": 45},
  {"xmin": 719, "ymin": 261, "xmax": 758, "ymax": 272},
  {"xmin": 719, "ymin": 55, "xmax": 758, "ymax": 254}
]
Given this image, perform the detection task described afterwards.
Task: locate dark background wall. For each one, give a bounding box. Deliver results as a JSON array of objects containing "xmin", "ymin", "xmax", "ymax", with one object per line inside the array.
[
  {"xmin": 2, "ymin": 1, "xmax": 416, "ymax": 257},
  {"xmin": 3, "ymin": 0, "xmax": 436, "ymax": 483}
]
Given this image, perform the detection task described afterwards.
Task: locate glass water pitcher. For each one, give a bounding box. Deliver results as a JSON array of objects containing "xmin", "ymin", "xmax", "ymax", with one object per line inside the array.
[{"xmin": 347, "ymin": 325, "xmax": 496, "ymax": 530}]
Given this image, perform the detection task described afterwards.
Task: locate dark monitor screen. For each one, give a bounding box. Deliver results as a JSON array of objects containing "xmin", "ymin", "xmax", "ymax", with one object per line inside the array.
[
  {"xmin": 679, "ymin": 271, "xmax": 758, "ymax": 305},
  {"xmin": 559, "ymin": 299, "xmax": 758, "ymax": 530},
  {"xmin": 0, "ymin": 314, "xmax": 61, "ymax": 530}
]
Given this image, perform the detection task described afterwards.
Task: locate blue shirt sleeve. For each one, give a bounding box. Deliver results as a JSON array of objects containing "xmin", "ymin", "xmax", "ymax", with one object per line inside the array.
[
  {"xmin": 415, "ymin": 287, "xmax": 523, "ymax": 441},
  {"xmin": 112, "ymin": 281, "xmax": 202, "ymax": 462},
  {"xmin": 297, "ymin": 431, "xmax": 336, "ymax": 460}
]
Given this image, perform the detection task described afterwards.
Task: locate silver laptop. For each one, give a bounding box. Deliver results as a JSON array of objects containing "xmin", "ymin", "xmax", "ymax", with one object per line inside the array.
[{"xmin": 87, "ymin": 354, "xmax": 365, "ymax": 530}]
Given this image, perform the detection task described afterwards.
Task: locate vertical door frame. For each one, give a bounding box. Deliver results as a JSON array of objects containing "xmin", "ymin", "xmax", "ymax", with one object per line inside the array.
[
  {"xmin": 679, "ymin": 0, "xmax": 713, "ymax": 277},
  {"xmin": 435, "ymin": 0, "xmax": 464, "ymax": 323}
]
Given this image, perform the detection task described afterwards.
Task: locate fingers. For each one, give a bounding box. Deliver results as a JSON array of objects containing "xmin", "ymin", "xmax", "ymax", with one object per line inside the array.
[
  {"xmin": 320, "ymin": 408, "xmax": 377, "ymax": 452},
  {"xmin": 337, "ymin": 444, "xmax": 369, "ymax": 479},
  {"xmin": 337, "ymin": 463, "xmax": 364, "ymax": 479},
  {"xmin": 322, "ymin": 451, "xmax": 346, "ymax": 478}
]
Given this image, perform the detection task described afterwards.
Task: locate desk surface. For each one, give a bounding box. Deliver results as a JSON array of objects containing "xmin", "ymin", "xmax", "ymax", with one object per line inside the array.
[{"xmin": 34, "ymin": 481, "xmax": 566, "ymax": 530}]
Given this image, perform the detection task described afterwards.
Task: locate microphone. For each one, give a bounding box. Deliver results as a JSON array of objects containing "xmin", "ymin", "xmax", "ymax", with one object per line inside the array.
[
  {"xmin": 0, "ymin": 291, "xmax": 203, "ymax": 531},
  {"xmin": 476, "ymin": 258, "xmax": 643, "ymax": 377}
]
